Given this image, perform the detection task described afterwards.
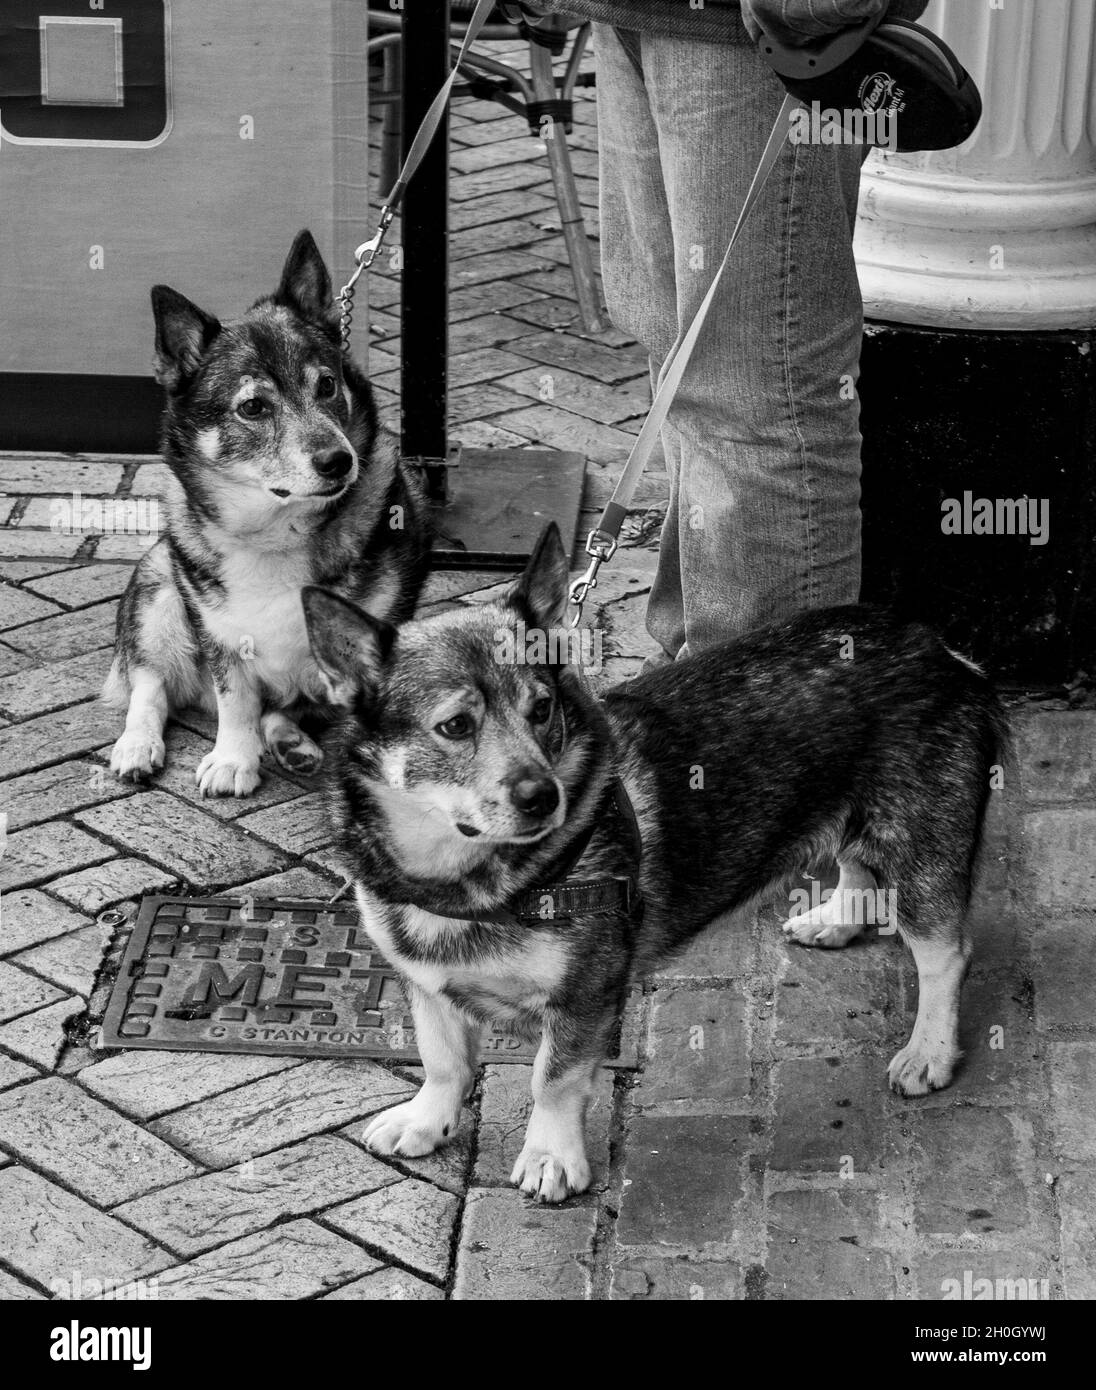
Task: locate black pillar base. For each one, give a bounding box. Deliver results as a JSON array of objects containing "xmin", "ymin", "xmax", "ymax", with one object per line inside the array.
[{"xmin": 858, "ymin": 320, "xmax": 1096, "ymax": 689}]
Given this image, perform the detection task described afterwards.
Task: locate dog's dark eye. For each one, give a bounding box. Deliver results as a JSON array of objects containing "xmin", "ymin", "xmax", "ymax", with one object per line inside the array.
[
  {"xmin": 436, "ymin": 713, "xmax": 474, "ymax": 740},
  {"xmin": 530, "ymin": 696, "xmax": 553, "ymax": 725},
  {"xmin": 317, "ymin": 375, "xmax": 338, "ymax": 399},
  {"xmin": 237, "ymin": 397, "xmax": 268, "ymax": 419}
]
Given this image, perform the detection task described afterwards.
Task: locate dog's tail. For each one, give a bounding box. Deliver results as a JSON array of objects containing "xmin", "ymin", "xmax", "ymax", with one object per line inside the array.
[
  {"xmin": 947, "ymin": 648, "xmax": 1013, "ymax": 905},
  {"xmin": 101, "ymin": 655, "xmax": 130, "ymax": 712}
]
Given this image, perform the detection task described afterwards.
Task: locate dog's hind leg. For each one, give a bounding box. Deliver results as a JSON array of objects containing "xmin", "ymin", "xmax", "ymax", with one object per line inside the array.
[
  {"xmin": 261, "ymin": 710, "xmax": 323, "ymax": 777},
  {"xmin": 782, "ymin": 857, "xmax": 879, "ymax": 949},
  {"xmin": 362, "ymin": 984, "xmax": 480, "ymax": 1158},
  {"xmin": 889, "ymin": 925, "xmax": 971, "ymax": 1097},
  {"xmin": 110, "ymin": 667, "xmax": 169, "ymax": 782}
]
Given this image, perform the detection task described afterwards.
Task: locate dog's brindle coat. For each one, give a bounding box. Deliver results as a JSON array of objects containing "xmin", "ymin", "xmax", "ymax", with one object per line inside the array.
[
  {"xmin": 303, "ymin": 523, "xmax": 1007, "ymax": 1203},
  {"xmin": 105, "ymin": 230, "xmax": 428, "ymax": 796}
]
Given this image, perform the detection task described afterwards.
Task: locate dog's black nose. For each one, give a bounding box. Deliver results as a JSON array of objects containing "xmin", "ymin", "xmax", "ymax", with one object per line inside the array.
[
  {"xmin": 510, "ymin": 774, "xmax": 560, "ymax": 818},
  {"xmin": 312, "ymin": 448, "xmax": 353, "ymax": 480}
]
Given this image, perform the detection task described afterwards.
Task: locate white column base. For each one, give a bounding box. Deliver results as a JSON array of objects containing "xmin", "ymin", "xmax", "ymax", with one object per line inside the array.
[
  {"xmin": 854, "ymin": 0, "xmax": 1096, "ymax": 332},
  {"xmin": 856, "ymin": 161, "xmax": 1096, "ymax": 331}
]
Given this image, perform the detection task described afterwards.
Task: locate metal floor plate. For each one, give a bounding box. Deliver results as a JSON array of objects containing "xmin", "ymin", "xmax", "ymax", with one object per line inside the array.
[
  {"xmin": 428, "ymin": 448, "xmax": 586, "ymax": 568},
  {"xmin": 101, "ymin": 896, "xmax": 637, "ymax": 1067}
]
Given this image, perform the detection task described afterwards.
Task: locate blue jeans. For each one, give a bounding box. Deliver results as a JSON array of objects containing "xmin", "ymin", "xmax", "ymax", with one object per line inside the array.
[{"xmin": 594, "ymin": 24, "xmax": 866, "ymax": 659}]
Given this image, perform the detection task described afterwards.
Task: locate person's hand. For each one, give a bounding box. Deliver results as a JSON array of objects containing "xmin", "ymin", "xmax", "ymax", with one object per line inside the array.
[{"xmin": 741, "ymin": 0, "xmax": 891, "ymax": 47}]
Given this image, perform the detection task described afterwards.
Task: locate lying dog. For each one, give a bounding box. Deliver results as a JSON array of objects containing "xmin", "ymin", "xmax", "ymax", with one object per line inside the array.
[
  {"xmin": 105, "ymin": 230, "xmax": 428, "ymax": 796},
  {"xmin": 303, "ymin": 522, "xmax": 1007, "ymax": 1203}
]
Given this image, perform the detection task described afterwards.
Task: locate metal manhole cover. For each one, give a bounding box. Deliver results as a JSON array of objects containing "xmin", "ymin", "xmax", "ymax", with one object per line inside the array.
[{"xmin": 101, "ymin": 896, "xmax": 638, "ymax": 1067}]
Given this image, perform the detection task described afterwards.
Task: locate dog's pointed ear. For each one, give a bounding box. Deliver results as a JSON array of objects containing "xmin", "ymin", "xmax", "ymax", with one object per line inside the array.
[
  {"xmin": 151, "ymin": 286, "xmax": 221, "ymax": 390},
  {"xmin": 506, "ymin": 522, "xmax": 569, "ymax": 630},
  {"xmin": 276, "ymin": 229, "xmax": 337, "ymax": 331},
  {"xmin": 302, "ymin": 585, "xmax": 395, "ymax": 707}
]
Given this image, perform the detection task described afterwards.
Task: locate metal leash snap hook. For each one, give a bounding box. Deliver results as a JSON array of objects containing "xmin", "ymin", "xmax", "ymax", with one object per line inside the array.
[
  {"xmin": 353, "ymin": 233, "xmax": 383, "ymax": 271},
  {"xmin": 568, "ymin": 529, "xmax": 617, "ymax": 627},
  {"xmin": 567, "ymin": 561, "xmax": 599, "ymax": 628},
  {"xmin": 355, "ymin": 204, "xmax": 396, "ymax": 270}
]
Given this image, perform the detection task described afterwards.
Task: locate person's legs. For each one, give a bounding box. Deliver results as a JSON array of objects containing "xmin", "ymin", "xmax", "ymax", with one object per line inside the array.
[
  {"xmin": 598, "ymin": 29, "xmax": 866, "ymax": 657},
  {"xmin": 592, "ymin": 25, "xmax": 684, "ymax": 660}
]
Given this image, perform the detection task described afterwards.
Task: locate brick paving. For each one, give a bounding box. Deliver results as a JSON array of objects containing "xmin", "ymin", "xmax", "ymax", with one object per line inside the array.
[{"xmin": 1, "ymin": 38, "xmax": 1094, "ymax": 1302}]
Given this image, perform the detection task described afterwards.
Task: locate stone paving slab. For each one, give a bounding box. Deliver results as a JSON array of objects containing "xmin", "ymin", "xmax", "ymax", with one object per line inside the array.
[
  {"xmin": 103, "ymin": 1218, "xmax": 378, "ymax": 1301},
  {"xmin": 321, "ymin": 1267, "xmax": 443, "ymax": 1300},
  {"xmin": 0, "ymin": 700, "xmax": 120, "ymax": 778},
  {"xmin": 114, "ymin": 1135, "xmax": 405, "ymax": 1258},
  {"xmin": 44, "ymin": 856, "xmax": 179, "ymax": 915},
  {"xmin": 2, "ymin": 601, "xmax": 117, "ymax": 659},
  {"xmin": 0, "ymin": 1076, "xmax": 199, "ymax": 1205},
  {"xmin": 0, "ymin": 756, "xmax": 135, "ymax": 832},
  {"xmin": 0, "ymin": 996, "xmax": 85, "ymax": 1068},
  {"xmin": 0, "ymin": 1055, "xmax": 38, "ymax": 1090},
  {"xmin": 0, "ymin": 820, "xmax": 114, "ymax": 892},
  {"xmin": 0, "ymin": 1166, "xmax": 173, "ymax": 1292},
  {"xmin": 0, "ymin": 1268, "xmax": 45, "ymax": 1299},
  {"xmin": 453, "ymin": 1188, "xmax": 598, "ymax": 1300},
  {"xmin": 77, "ymin": 1051, "xmax": 305, "ymax": 1122},
  {"xmin": 0, "ymin": 959, "xmax": 67, "ymax": 1021},
  {"xmin": 147, "ymin": 1060, "xmax": 416, "ymax": 1168},
  {"xmin": 74, "ymin": 792, "xmax": 288, "ymax": 886},
  {"xmin": 0, "ymin": 648, "xmax": 112, "ymax": 720},
  {"xmin": 11, "ymin": 920, "xmax": 112, "ymax": 997},
  {"xmin": 323, "ymin": 1177, "xmax": 461, "ymax": 1282}
]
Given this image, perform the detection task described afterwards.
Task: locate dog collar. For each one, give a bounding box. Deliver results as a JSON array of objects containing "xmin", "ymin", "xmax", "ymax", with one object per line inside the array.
[
  {"xmin": 500, "ymin": 776, "xmax": 641, "ymax": 922},
  {"xmin": 507, "ymin": 873, "xmax": 632, "ymax": 921}
]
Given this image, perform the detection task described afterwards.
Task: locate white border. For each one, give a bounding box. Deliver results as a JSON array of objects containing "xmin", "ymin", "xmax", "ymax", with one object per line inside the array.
[
  {"xmin": 41, "ymin": 16, "xmax": 124, "ymax": 108},
  {"xmin": 1, "ymin": 1, "xmax": 173, "ymax": 148}
]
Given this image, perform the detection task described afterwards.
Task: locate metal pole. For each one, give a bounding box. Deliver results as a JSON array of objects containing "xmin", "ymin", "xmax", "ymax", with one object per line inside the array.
[{"xmin": 400, "ymin": 0, "xmax": 450, "ymax": 499}]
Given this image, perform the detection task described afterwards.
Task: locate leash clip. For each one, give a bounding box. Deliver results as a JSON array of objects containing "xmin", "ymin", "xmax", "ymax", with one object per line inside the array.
[
  {"xmin": 338, "ymin": 207, "xmax": 398, "ymax": 352},
  {"xmin": 354, "ymin": 204, "xmax": 396, "ymax": 271},
  {"xmin": 567, "ymin": 528, "xmax": 618, "ymax": 627}
]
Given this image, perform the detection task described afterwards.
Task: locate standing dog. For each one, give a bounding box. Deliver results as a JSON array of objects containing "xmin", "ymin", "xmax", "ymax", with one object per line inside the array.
[
  {"xmin": 303, "ymin": 523, "xmax": 1007, "ymax": 1203},
  {"xmin": 105, "ymin": 230, "xmax": 428, "ymax": 796}
]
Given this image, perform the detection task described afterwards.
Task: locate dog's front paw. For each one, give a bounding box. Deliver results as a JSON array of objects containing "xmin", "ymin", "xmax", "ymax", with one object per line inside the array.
[
  {"xmin": 110, "ymin": 730, "xmax": 165, "ymax": 782},
  {"xmin": 270, "ymin": 729, "xmax": 323, "ymax": 777},
  {"xmin": 195, "ymin": 748, "xmax": 262, "ymax": 798},
  {"xmin": 361, "ymin": 1098, "xmax": 458, "ymax": 1159},
  {"xmin": 510, "ymin": 1144, "xmax": 591, "ymax": 1204},
  {"xmin": 887, "ymin": 1041, "xmax": 959, "ymax": 1097}
]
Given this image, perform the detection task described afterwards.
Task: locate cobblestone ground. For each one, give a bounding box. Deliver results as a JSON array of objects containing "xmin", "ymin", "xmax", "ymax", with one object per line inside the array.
[{"xmin": 1, "ymin": 42, "xmax": 1094, "ymax": 1302}]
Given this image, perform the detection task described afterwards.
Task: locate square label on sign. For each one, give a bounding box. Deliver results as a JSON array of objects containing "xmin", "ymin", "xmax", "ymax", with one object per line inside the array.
[
  {"xmin": 41, "ymin": 16, "xmax": 124, "ymax": 107},
  {"xmin": 1, "ymin": 0, "xmax": 169, "ymax": 145}
]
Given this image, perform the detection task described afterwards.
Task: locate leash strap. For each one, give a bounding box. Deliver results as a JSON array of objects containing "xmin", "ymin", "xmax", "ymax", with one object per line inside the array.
[
  {"xmin": 567, "ymin": 89, "xmax": 802, "ymax": 625},
  {"xmin": 338, "ymin": 0, "xmax": 498, "ymax": 349}
]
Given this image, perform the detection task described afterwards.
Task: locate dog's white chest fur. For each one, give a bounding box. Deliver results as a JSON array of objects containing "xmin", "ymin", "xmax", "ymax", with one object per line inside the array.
[
  {"xmin": 204, "ymin": 545, "xmax": 319, "ymax": 703},
  {"xmin": 355, "ymin": 888, "xmax": 567, "ymax": 1022}
]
